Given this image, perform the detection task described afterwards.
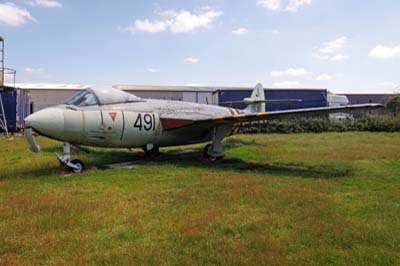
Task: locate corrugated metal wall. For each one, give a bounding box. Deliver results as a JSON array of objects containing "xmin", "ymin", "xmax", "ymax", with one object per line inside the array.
[
  {"xmin": 17, "ymin": 90, "xmax": 30, "ymax": 127},
  {"xmin": 29, "ymin": 90, "xmax": 79, "ymax": 112},
  {"xmin": 346, "ymin": 95, "xmax": 390, "ymax": 117},
  {"xmin": 28, "ymin": 89, "xmax": 212, "ymax": 112},
  {"xmin": 127, "ymin": 90, "xmax": 184, "ymax": 101}
]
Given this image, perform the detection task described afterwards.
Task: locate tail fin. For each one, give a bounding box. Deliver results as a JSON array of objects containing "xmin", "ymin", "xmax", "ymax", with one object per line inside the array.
[{"xmin": 246, "ymin": 83, "xmax": 265, "ymax": 113}]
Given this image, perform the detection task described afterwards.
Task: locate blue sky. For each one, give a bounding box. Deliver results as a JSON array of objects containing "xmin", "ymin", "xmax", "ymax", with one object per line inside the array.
[{"xmin": 0, "ymin": 0, "xmax": 399, "ymax": 93}]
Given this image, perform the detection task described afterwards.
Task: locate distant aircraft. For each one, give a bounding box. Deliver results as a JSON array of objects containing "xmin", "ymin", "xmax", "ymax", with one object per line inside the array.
[{"xmin": 24, "ymin": 83, "xmax": 383, "ymax": 173}]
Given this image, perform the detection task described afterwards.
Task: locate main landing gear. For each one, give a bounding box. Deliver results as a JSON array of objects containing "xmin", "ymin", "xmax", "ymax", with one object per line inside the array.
[
  {"xmin": 142, "ymin": 143, "xmax": 160, "ymax": 159},
  {"xmin": 56, "ymin": 143, "xmax": 85, "ymax": 174},
  {"xmin": 203, "ymin": 144, "xmax": 223, "ymax": 162},
  {"xmin": 203, "ymin": 125, "xmax": 232, "ymax": 162}
]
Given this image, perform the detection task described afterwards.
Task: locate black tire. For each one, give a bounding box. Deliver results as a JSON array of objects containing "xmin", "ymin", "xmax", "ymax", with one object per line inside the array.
[
  {"xmin": 144, "ymin": 146, "xmax": 160, "ymax": 159},
  {"xmin": 70, "ymin": 159, "xmax": 84, "ymax": 173},
  {"xmin": 203, "ymin": 144, "xmax": 223, "ymax": 162}
]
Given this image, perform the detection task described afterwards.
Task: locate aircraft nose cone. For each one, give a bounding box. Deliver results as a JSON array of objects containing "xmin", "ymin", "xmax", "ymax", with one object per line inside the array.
[{"xmin": 24, "ymin": 108, "xmax": 64, "ymax": 137}]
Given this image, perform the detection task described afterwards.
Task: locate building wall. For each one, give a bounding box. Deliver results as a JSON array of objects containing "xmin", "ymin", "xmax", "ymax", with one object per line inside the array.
[
  {"xmin": 214, "ymin": 89, "xmax": 328, "ymax": 111},
  {"xmin": 127, "ymin": 90, "xmax": 184, "ymax": 101},
  {"xmin": 183, "ymin": 91, "xmax": 213, "ymax": 104},
  {"xmin": 345, "ymin": 95, "xmax": 392, "ymax": 117},
  {"xmin": 29, "ymin": 89, "xmax": 79, "ymax": 112},
  {"xmin": 28, "ymin": 89, "xmax": 214, "ymax": 113}
]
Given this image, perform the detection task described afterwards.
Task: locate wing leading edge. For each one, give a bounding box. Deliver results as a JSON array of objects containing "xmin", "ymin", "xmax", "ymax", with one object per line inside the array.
[{"xmin": 203, "ymin": 103, "xmax": 384, "ymax": 124}]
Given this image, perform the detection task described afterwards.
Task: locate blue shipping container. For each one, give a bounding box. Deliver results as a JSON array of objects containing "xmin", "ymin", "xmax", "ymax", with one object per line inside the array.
[
  {"xmin": 215, "ymin": 89, "xmax": 328, "ymax": 111},
  {"xmin": 0, "ymin": 90, "xmax": 17, "ymax": 132},
  {"xmin": 0, "ymin": 89, "xmax": 31, "ymax": 132}
]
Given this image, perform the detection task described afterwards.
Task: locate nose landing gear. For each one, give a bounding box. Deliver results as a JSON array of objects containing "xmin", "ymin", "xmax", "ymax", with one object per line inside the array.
[{"xmin": 56, "ymin": 143, "xmax": 85, "ymax": 174}]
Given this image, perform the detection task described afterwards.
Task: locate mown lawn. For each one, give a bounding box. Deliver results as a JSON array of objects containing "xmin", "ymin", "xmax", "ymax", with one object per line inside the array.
[{"xmin": 0, "ymin": 133, "xmax": 399, "ymax": 265}]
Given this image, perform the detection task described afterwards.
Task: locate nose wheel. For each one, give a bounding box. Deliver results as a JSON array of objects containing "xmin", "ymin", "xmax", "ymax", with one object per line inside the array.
[
  {"xmin": 56, "ymin": 143, "xmax": 85, "ymax": 174},
  {"xmin": 68, "ymin": 159, "xmax": 85, "ymax": 173}
]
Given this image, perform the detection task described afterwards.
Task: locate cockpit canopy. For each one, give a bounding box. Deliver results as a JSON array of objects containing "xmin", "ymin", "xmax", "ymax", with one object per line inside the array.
[{"xmin": 65, "ymin": 87, "xmax": 141, "ymax": 107}]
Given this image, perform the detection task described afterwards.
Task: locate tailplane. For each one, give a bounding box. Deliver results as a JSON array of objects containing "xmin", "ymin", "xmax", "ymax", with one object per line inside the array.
[
  {"xmin": 220, "ymin": 83, "xmax": 302, "ymax": 114},
  {"xmin": 245, "ymin": 83, "xmax": 265, "ymax": 113}
]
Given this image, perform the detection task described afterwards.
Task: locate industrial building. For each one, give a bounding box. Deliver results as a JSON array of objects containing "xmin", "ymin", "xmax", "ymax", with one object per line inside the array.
[
  {"xmin": 17, "ymin": 83, "xmax": 330, "ymax": 113},
  {"xmin": 213, "ymin": 88, "xmax": 328, "ymax": 111},
  {"xmin": 340, "ymin": 93, "xmax": 396, "ymax": 117},
  {"xmin": 14, "ymin": 84, "xmax": 217, "ymax": 112}
]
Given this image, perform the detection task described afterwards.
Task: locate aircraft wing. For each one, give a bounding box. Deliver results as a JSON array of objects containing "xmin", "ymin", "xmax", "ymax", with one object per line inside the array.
[
  {"xmin": 202, "ymin": 103, "xmax": 384, "ymax": 123},
  {"xmin": 160, "ymin": 103, "xmax": 384, "ymax": 130}
]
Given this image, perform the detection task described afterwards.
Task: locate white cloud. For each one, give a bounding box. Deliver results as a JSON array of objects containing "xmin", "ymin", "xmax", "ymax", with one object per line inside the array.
[
  {"xmin": 316, "ymin": 74, "xmax": 332, "ymax": 81},
  {"xmin": 257, "ymin": 0, "xmax": 281, "ymax": 11},
  {"xmin": 272, "ymin": 81, "xmax": 302, "ymax": 88},
  {"xmin": 156, "ymin": 10, "xmax": 178, "ymax": 17},
  {"xmin": 286, "ymin": 0, "xmax": 312, "ymax": 12},
  {"xmin": 127, "ymin": 8, "xmax": 222, "ymax": 33},
  {"xmin": 257, "ymin": 0, "xmax": 312, "ymax": 13},
  {"xmin": 232, "ymin": 27, "xmax": 248, "ymax": 35},
  {"xmin": 24, "ymin": 67, "xmax": 45, "ymax": 74},
  {"xmin": 330, "ymin": 54, "xmax": 348, "ymax": 61},
  {"xmin": 369, "ymin": 45, "xmax": 400, "ymax": 59},
  {"xmin": 27, "ymin": 0, "xmax": 62, "ymax": 8},
  {"xmin": 184, "ymin": 57, "xmax": 199, "ymax": 64},
  {"xmin": 271, "ymin": 29, "xmax": 280, "ymax": 34},
  {"xmin": 185, "ymin": 83, "xmax": 203, "ymax": 86},
  {"xmin": 0, "ymin": 3, "xmax": 36, "ymax": 27},
  {"xmin": 270, "ymin": 68, "xmax": 313, "ymax": 78},
  {"xmin": 319, "ymin": 36, "xmax": 348, "ymax": 54},
  {"xmin": 147, "ymin": 68, "xmax": 158, "ymax": 73},
  {"xmin": 132, "ymin": 20, "xmax": 169, "ymax": 33},
  {"xmin": 314, "ymin": 36, "xmax": 349, "ymax": 61}
]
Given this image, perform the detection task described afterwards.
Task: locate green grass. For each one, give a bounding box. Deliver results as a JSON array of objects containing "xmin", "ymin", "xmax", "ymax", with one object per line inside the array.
[{"xmin": 0, "ymin": 132, "xmax": 399, "ymax": 265}]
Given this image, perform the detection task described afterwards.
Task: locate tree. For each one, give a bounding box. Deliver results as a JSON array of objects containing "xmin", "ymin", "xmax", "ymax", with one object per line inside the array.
[{"xmin": 386, "ymin": 96, "xmax": 400, "ymax": 116}]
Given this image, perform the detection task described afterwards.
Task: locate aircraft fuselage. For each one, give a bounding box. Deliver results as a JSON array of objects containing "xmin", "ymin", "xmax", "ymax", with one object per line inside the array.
[{"xmin": 24, "ymin": 99, "xmax": 239, "ymax": 149}]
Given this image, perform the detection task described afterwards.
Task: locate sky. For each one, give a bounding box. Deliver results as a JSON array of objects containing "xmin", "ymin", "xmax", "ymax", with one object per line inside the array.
[{"xmin": 0, "ymin": 0, "xmax": 400, "ymax": 93}]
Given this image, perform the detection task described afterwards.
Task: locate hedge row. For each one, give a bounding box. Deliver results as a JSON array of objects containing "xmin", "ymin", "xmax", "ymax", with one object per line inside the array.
[{"xmin": 243, "ymin": 115, "xmax": 400, "ymax": 134}]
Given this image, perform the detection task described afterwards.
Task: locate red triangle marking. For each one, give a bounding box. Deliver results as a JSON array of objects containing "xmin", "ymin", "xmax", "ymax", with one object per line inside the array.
[{"xmin": 109, "ymin": 112, "xmax": 117, "ymax": 122}]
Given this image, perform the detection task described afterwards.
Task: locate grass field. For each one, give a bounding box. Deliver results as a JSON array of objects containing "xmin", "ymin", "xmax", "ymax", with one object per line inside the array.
[{"xmin": 0, "ymin": 132, "xmax": 399, "ymax": 265}]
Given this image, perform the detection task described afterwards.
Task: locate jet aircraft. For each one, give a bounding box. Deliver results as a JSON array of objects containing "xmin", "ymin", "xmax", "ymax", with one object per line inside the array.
[{"xmin": 24, "ymin": 84, "xmax": 383, "ymax": 173}]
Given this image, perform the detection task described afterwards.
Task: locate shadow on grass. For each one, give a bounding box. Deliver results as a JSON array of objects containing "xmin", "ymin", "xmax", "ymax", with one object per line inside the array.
[
  {"xmin": 161, "ymin": 156, "xmax": 352, "ymax": 179},
  {"xmin": 5, "ymin": 141, "xmax": 353, "ymax": 179}
]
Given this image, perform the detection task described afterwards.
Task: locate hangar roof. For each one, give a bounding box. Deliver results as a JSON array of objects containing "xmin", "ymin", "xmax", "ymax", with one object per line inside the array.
[
  {"xmin": 13, "ymin": 83, "xmax": 327, "ymax": 92},
  {"xmin": 14, "ymin": 83, "xmax": 93, "ymax": 90},
  {"xmin": 13, "ymin": 83, "xmax": 215, "ymax": 92}
]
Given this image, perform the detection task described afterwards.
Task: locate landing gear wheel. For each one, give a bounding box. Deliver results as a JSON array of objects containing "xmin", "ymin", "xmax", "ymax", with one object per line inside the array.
[
  {"xmin": 69, "ymin": 159, "xmax": 85, "ymax": 173},
  {"xmin": 143, "ymin": 146, "xmax": 160, "ymax": 159},
  {"xmin": 203, "ymin": 144, "xmax": 212, "ymax": 158},
  {"xmin": 203, "ymin": 144, "xmax": 223, "ymax": 162}
]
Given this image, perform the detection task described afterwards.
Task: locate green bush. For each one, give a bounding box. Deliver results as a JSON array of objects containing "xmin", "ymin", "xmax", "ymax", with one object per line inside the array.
[{"xmin": 242, "ymin": 115, "xmax": 400, "ymax": 134}]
